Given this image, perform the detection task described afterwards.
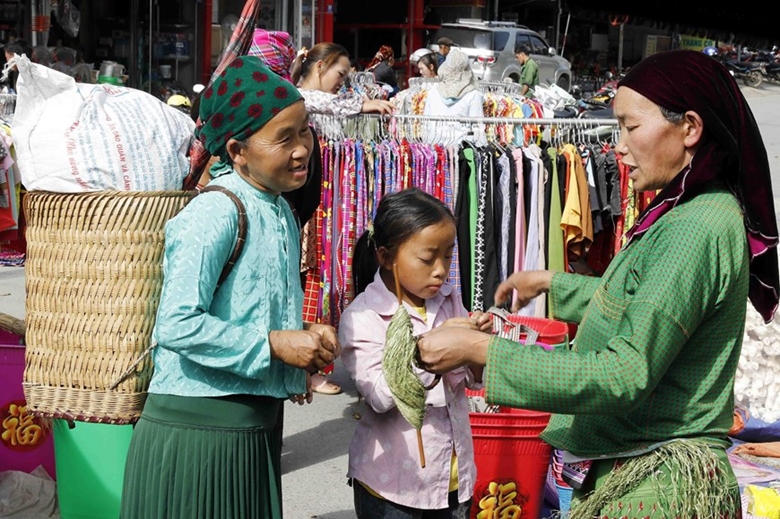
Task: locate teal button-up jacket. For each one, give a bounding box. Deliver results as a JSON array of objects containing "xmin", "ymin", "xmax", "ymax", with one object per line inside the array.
[{"xmin": 148, "ymin": 172, "xmax": 306, "ymax": 398}]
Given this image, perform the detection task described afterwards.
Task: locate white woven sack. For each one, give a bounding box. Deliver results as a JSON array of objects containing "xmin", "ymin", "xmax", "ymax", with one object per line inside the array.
[{"xmin": 11, "ymin": 54, "xmax": 195, "ymax": 192}]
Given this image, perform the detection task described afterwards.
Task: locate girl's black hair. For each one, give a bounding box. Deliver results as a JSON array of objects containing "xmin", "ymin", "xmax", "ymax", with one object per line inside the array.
[{"xmin": 352, "ymin": 188, "xmax": 456, "ymax": 296}]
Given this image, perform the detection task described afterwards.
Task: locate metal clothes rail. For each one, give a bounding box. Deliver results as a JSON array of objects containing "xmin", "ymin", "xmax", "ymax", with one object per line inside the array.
[
  {"xmin": 318, "ymin": 112, "xmax": 618, "ymax": 126},
  {"xmin": 310, "ymin": 112, "xmax": 619, "ymax": 144}
]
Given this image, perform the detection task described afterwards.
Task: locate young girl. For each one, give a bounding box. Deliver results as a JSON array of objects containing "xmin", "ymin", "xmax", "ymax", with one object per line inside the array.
[
  {"xmin": 339, "ymin": 188, "xmax": 491, "ymax": 518},
  {"xmin": 293, "ymin": 42, "xmax": 394, "ymax": 117}
]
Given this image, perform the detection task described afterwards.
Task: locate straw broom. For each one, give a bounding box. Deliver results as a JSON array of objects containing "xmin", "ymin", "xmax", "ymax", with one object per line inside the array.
[{"xmin": 382, "ymin": 263, "xmax": 427, "ymax": 468}]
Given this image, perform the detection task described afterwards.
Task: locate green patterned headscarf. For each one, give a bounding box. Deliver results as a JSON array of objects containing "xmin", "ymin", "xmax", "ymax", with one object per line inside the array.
[{"xmin": 195, "ymin": 55, "xmax": 303, "ymax": 163}]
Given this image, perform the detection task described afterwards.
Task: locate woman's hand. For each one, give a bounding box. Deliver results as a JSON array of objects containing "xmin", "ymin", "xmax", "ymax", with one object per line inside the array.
[
  {"xmin": 417, "ymin": 327, "xmax": 492, "ymax": 374},
  {"xmin": 269, "ymin": 330, "xmax": 337, "ymax": 373},
  {"xmin": 494, "ymin": 270, "xmax": 554, "ymax": 312},
  {"xmin": 289, "ymin": 372, "xmax": 313, "ymax": 405},
  {"xmin": 361, "ymin": 98, "xmax": 394, "ymax": 115},
  {"xmin": 305, "ymin": 322, "xmax": 341, "ymax": 359}
]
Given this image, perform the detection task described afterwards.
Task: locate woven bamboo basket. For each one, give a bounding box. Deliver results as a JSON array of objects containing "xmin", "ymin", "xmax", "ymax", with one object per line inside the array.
[{"xmin": 22, "ymin": 190, "xmax": 190, "ymax": 424}]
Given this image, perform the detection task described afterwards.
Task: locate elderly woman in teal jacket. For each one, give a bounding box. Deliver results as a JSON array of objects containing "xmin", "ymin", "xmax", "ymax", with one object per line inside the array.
[{"xmin": 121, "ymin": 56, "xmax": 340, "ymax": 519}]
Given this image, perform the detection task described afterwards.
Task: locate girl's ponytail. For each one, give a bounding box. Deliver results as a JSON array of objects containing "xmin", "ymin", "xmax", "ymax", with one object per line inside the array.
[
  {"xmin": 290, "ymin": 48, "xmax": 307, "ymax": 86},
  {"xmin": 353, "ymin": 229, "xmax": 379, "ymax": 297}
]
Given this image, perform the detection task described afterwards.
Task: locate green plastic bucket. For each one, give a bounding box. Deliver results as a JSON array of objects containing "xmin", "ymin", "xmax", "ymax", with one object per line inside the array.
[{"xmin": 53, "ymin": 419, "xmax": 134, "ymax": 519}]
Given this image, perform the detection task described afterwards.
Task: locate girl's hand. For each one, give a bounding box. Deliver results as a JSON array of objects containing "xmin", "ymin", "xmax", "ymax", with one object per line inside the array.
[
  {"xmin": 362, "ymin": 98, "xmax": 394, "ymax": 115},
  {"xmin": 469, "ymin": 311, "xmax": 494, "ymax": 333},
  {"xmin": 442, "ymin": 313, "xmax": 493, "ymax": 333},
  {"xmin": 494, "ymin": 270, "xmax": 554, "ymax": 312},
  {"xmin": 290, "ymin": 372, "xmax": 314, "ymax": 405},
  {"xmin": 441, "ymin": 316, "xmax": 480, "ymax": 330}
]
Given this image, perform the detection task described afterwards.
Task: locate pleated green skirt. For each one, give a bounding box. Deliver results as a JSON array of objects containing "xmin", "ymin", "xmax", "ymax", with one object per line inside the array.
[{"xmin": 120, "ymin": 393, "xmax": 283, "ymax": 519}]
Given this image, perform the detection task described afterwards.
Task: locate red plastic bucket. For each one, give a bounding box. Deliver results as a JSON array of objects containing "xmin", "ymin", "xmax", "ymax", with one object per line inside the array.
[
  {"xmin": 466, "ymin": 388, "xmax": 552, "ymax": 519},
  {"xmin": 470, "ymin": 419, "xmax": 553, "ymax": 519},
  {"xmin": 470, "ymin": 409, "xmax": 551, "ymax": 427}
]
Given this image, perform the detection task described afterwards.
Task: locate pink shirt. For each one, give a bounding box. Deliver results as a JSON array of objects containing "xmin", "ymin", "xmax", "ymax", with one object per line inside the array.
[{"xmin": 339, "ymin": 271, "xmax": 480, "ymax": 509}]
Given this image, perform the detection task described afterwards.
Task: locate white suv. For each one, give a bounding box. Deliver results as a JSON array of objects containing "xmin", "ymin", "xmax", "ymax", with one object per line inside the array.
[{"xmin": 431, "ymin": 20, "xmax": 572, "ymax": 91}]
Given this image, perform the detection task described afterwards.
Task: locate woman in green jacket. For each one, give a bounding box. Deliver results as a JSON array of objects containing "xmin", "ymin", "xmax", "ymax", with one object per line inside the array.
[{"xmin": 417, "ymin": 50, "xmax": 779, "ymax": 518}]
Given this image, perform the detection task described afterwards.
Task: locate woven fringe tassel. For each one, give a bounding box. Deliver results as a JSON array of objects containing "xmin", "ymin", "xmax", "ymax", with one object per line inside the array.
[{"xmin": 568, "ymin": 439, "xmax": 739, "ymax": 519}]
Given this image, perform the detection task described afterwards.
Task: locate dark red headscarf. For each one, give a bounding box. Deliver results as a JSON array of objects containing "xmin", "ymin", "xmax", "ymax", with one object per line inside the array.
[{"xmin": 619, "ymin": 50, "xmax": 779, "ymax": 322}]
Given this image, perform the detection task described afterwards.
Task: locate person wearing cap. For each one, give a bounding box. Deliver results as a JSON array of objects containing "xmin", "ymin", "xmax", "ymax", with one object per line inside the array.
[
  {"xmin": 515, "ymin": 43, "xmax": 539, "ymax": 97},
  {"xmin": 436, "ymin": 37, "xmax": 454, "ymax": 66},
  {"xmin": 120, "ymin": 56, "xmax": 340, "ymax": 519},
  {"xmin": 247, "ymin": 28, "xmax": 296, "ymax": 83}
]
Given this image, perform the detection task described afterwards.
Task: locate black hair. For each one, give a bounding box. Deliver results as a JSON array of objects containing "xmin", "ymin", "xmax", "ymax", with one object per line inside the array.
[
  {"xmin": 514, "ymin": 44, "xmax": 531, "ymax": 56},
  {"xmin": 4, "ymin": 39, "xmax": 31, "ymax": 59},
  {"xmin": 191, "ymin": 91, "xmax": 202, "ymax": 123},
  {"xmin": 417, "ymin": 53, "xmax": 438, "ymax": 75},
  {"xmin": 352, "ymin": 188, "xmax": 456, "ymax": 296}
]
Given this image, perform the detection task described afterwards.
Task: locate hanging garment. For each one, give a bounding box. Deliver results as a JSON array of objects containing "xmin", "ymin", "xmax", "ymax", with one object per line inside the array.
[
  {"xmin": 472, "ymin": 149, "xmax": 489, "ymax": 312},
  {"xmin": 497, "ymin": 149, "xmax": 512, "ymax": 282},
  {"xmin": 560, "ymin": 143, "xmax": 594, "ymax": 262},
  {"xmin": 510, "ymin": 148, "xmax": 527, "ymax": 309},
  {"xmin": 519, "ymin": 148, "xmax": 542, "ymax": 317},
  {"xmin": 546, "ymin": 147, "xmax": 566, "ymax": 275}
]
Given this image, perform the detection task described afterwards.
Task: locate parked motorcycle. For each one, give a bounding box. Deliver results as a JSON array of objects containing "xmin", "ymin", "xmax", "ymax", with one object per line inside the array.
[
  {"xmin": 717, "ymin": 57, "xmax": 763, "ymax": 88},
  {"xmin": 575, "ymin": 72, "xmax": 618, "ymax": 115},
  {"xmin": 759, "ymin": 61, "xmax": 780, "ymax": 85}
]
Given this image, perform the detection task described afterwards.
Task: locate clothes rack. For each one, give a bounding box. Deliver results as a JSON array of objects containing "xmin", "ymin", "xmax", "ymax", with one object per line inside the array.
[
  {"xmin": 303, "ymin": 113, "xmax": 625, "ymax": 325},
  {"xmin": 310, "ymin": 113, "xmax": 619, "ymax": 147}
]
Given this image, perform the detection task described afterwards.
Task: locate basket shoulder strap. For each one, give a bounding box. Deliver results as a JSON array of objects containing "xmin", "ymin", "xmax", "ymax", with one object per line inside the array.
[{"xmin": 192, "ymin": 185, "xmax": 248, "ymax": 286}]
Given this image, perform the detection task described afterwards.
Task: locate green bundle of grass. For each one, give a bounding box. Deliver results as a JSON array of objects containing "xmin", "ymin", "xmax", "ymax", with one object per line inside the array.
[{"xmin": 382, "ymin": 264, "xmax": 427, "ymax": 468}]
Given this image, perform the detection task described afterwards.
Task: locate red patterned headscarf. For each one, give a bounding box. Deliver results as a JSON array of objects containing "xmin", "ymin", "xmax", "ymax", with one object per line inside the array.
[
  {"xmin": 248, "ymin": 29, "xmax": 296, "ymax": 82},
  {"xmin": 620, "ymin": 50, "xmax": 779, "ymax": 322}
]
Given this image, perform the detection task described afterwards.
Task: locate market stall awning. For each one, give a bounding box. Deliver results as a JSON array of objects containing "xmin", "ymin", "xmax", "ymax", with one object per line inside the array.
[{"xmin": 564, "ymin": 0, "xmax": 779, "ymax": 48}]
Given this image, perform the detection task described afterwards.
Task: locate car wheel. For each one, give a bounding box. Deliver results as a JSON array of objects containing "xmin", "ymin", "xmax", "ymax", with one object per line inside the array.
[
  {"xmin": 507, "ymin": 74, "xmax": 520, "ymax": 83},
  {"xmin": 556, "ymin": 75, "xmax": 570, "ymax": 92}
]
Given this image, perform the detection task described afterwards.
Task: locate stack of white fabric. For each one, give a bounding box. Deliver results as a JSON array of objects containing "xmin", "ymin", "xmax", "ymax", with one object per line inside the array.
[{"xmin": 735, "ymin": 304, "xmax": 780, "ymax": 424}]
